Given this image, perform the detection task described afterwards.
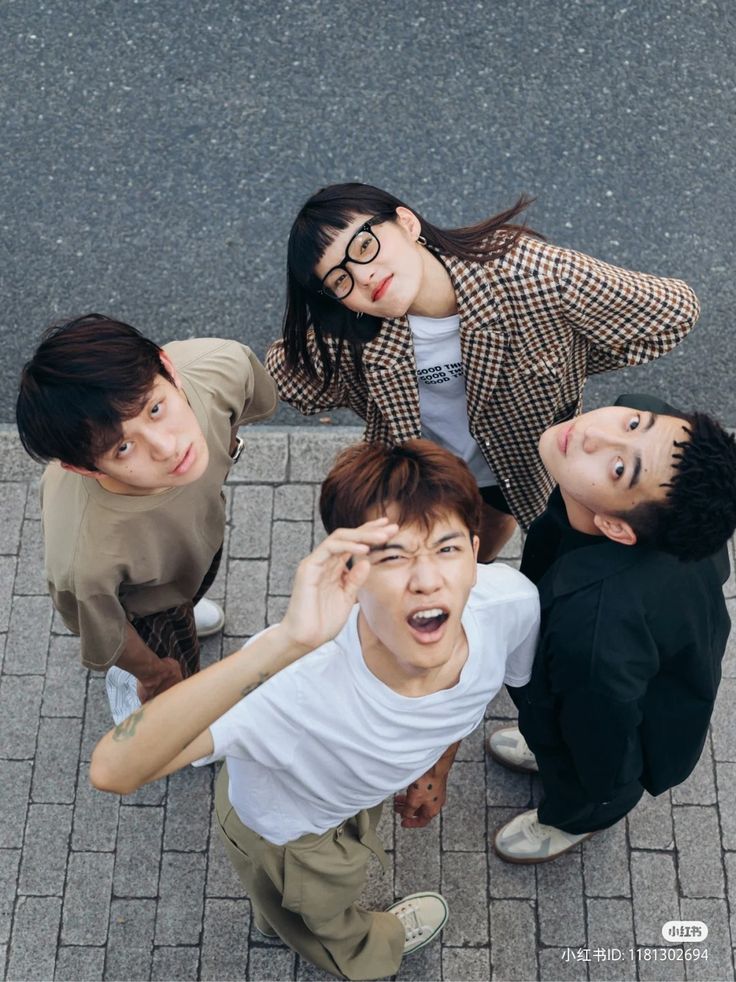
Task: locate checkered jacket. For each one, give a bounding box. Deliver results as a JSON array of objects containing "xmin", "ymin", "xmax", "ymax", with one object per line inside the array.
[{"xmin": 266, "ymin": 235, "xmax": 699, "ymax": 528}]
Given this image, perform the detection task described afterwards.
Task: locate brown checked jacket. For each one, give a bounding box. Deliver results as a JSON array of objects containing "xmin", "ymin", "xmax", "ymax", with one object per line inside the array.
[{"xmin": 266, "ymin": 234, "xmax": 699, "ymax": 528}]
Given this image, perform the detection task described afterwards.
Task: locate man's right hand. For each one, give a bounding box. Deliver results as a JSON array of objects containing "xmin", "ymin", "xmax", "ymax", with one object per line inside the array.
[
  {"xmin": 279, "ymin": 518, "xmax": 399, "ymax": 652},
  {"xmin": 136, "ymin": 656, "xmax": 184, "ymax": 703}
]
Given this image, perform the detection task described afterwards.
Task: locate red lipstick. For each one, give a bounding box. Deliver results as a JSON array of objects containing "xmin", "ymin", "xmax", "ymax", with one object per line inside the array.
[{"xmin": 372, "ymin": 275, "xmax": 392, "ymax": 302}]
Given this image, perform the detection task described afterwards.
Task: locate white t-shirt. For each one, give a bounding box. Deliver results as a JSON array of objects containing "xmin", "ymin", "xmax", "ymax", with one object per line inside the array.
[
  {"xmin": 194, "ymin": 564, "xmax": 539, "ymax": 844},
  {"xmin": 409, "ymin": 313, "xmax": 497, "ymax": 487}
]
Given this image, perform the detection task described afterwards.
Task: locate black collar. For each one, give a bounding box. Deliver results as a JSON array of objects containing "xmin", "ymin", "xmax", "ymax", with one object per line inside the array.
[{"xmin": 542, "ymin": 487, "xmax": 646, "ymax": 600}]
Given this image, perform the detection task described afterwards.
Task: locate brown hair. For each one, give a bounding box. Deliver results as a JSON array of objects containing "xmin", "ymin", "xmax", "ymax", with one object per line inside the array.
[{"xmin": 320, "ymin": 439, "xmax": 482, "ymax": 538}]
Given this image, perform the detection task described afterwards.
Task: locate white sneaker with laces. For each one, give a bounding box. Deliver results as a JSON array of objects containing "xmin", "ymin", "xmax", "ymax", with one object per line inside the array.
[
  {"xmin": 105, "ymin": 666, "xmax": 142, "ymax": 725},
  {"xmin": 494, "ymin": 809, "xmax": 593, "ymax": 864},
  {"xmin": 194, "ymin": 597, "xmax": 225, "ymax": 637},
  {"xmin": 487, "ymin": 725, "xmax": 539, "ymax": 773},
  {"xmin": 385, "ymin": 892, "xmax": 449, "ymax": 955}
]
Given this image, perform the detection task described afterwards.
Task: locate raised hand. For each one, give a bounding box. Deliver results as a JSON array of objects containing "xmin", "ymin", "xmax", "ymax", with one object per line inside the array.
[{"xmin": 280, "ymin": 517, "xmax": 398, "ymax": 652}]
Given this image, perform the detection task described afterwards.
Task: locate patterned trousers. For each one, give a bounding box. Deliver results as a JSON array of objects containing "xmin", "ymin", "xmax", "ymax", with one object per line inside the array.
[{"xmin": 129, "ymin": 545, "xmax": 222, "ymax": 678}]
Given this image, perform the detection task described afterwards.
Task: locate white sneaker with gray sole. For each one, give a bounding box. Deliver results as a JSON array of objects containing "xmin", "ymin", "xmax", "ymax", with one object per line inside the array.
[
  {"xmin": 194, "ymin": 597, "xmax": 225, "ymax": 637},
  {"xmin": 494, "ymin": 809, "xmax": 593, "ymax": 864},
  {"xmin": 386, "ymin": 892, "xmax": 449, "ymax": 956},
  {"xmin": 487, "ymin": 725, "xmax": 539, "ymax": 773}
]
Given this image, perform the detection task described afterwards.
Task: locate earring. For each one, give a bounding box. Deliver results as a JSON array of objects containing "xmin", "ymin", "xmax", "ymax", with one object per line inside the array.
[
  {"xmin": 356, "ymin": 312, "xmax": 364, "ymax": 320},
  {"xmin": 417, "ymin": 234, "xmax": 427, "ymax": 246}
]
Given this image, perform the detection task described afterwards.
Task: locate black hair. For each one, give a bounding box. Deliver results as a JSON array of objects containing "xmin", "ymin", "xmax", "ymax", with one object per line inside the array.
[
  {"xmin": 16, "ymin": 314, "xmax": 173, "ymax": 471},
  {"xmin": 621, "ymin": 412, "xmax": 736, "ymax": 561},
  {"xmin": 283, "ymin": 182, "xmax": 540, "ymax": 393}
]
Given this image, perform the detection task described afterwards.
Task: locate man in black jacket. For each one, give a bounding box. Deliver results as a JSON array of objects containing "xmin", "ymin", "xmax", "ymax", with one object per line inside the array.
[{"xmin": 489, "ymin": 394, "xmax": 736, "ymax": 864}]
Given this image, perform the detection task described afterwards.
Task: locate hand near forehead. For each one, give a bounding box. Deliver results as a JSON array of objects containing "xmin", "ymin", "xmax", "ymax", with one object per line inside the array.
[{"xmin": 279, "ymin": 518, "xmax": 398, "ymax": 652}]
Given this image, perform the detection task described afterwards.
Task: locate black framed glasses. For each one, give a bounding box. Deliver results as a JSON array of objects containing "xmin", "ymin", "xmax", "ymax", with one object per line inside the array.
[{"xmin": 318, "ymin": 212, "xmax": 394, "ymax": 300}]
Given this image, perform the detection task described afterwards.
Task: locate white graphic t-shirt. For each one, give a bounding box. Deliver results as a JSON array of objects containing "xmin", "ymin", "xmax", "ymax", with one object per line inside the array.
[{"xmin": 409, "ymin": 313, "xmax": 496, "ymax": 487}]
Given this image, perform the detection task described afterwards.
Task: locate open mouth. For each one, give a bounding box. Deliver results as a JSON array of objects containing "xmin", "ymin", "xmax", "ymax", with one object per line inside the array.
[{"xmin": 407, "ymin": 607, "xmax": 449, "ymax": 635}]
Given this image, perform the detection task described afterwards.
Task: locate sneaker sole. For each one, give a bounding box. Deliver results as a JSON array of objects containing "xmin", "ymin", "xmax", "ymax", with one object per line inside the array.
[{"xmin": 492, "ymin": 829, "xmax": 594, "ymax": 865}]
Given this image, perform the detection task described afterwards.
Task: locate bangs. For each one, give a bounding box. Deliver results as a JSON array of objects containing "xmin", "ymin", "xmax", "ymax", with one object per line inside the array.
[
  {"xmin": 320, "ymin": 440, "xmax": 483, "ymax": 540},
  {"xmin": 83, "ymin": 383, "xmax": 154, "ymax": 463},
  {"xmin": 287, "ymin": 206, "xmax": 363, "ymax": 290},
  {"xmin": 286, "ymin": 183, "xmax": 405, "ymax": 291}
]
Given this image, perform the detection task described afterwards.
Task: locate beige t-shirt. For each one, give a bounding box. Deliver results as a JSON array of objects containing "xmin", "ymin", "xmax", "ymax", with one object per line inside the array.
[{"xmin": 41, "ymin": 338, "xmax": 277, "ymax": 670}]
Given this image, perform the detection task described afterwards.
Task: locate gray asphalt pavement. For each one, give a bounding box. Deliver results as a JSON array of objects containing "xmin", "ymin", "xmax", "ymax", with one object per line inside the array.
[{"xmin": 2, "ymin": 0, "xmax": 734, "ymax": 426}]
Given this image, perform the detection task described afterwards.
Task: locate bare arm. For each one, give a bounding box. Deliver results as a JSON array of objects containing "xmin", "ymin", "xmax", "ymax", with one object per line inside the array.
[
  {"xmin": 95, "ymin": 625, "xmax": 311, "ymax": 793},
  {"xmin": 90, "ymin": 519, "xmax": 399, "ymax": 796},
  {"xmin": 115, "ymin": 623, "xmax": 183, "ymax": 702}
]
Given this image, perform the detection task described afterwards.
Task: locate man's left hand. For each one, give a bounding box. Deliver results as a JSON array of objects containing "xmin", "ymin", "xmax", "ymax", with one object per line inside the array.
[{"xmin": 394, "ymin": 773, "xmax": 448, "ymax": 828}]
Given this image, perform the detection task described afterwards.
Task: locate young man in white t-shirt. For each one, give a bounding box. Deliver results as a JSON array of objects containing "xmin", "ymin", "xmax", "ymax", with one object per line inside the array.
[{"xmin": 91, "ymin": 439, "xmax": 539, "ymax": 980}]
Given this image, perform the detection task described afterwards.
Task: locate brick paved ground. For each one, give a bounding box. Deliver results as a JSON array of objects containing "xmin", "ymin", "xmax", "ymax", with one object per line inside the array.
[{"xmin": 1, "ymin": 424, "xmax": 734, "ymax": 982}]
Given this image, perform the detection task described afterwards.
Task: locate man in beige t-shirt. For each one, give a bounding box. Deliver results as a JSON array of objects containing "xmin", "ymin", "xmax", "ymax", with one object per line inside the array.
[{"xmin": 16, "ymin": 314, "xmax": 277, "ymax": 708}]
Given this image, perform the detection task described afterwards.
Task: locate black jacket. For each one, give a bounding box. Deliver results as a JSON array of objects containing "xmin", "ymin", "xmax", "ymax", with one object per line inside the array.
[{"xmin": 518, "ymin": 396, "xmax": 731, "ymax": 806}]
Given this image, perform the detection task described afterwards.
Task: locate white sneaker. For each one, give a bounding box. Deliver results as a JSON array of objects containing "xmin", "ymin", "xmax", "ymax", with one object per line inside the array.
[
  {"xmin": 488, "ymin": 726, "xmax": 539, "ymax": 773},
  {"xmin": 105, "ymin": 666, "xmax": 142, "ymax": 725},
  {"xmin": 494, "ymin": 809, "xmax": 593, "ymax": 864},
  {"xmin": 194, "ymin": 597, "xmax": 225, "ymax": 637},
  {"xmin": 386, "ymin": 892, "xmax": 449, "ymax": 955}
]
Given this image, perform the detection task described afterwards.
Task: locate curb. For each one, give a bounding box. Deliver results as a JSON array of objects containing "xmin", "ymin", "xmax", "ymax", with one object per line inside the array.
[
  {"xmin": 5, "ymin": 421, "xmax": 733, "ymax": 484},
  {"xmin": 0, "ymin": 423, "xmax": 365, "ymax": 483}
]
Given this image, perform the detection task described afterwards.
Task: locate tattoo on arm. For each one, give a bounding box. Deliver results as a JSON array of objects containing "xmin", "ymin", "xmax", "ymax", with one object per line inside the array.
[
  {"xmin": 241, "ymin": 672, "xmax": 269, "ymax": 698},
  {"xmin": 108, "ymin": 671, "xmax": 269, "ymax": 744},
  {"xmin": 112, "ymin": 706, "xmax": 145, "ymax": 742}
]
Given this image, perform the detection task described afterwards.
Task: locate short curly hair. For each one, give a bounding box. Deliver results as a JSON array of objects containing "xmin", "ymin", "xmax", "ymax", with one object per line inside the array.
[{"xmin": 619, "ymin": 412, "xmax": 736, "ymax": 561}]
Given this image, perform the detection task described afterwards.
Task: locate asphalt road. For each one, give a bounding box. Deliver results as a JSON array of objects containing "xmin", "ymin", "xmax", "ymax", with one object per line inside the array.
[{"xmin": 2, "ymin": 0, "xmax": 734, "ymax": 426}]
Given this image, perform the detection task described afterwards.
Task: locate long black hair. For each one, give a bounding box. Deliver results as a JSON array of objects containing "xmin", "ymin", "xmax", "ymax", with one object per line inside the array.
[{"xmin": 283, "ymin": 182, "xmax": 540, "ymax": 392}]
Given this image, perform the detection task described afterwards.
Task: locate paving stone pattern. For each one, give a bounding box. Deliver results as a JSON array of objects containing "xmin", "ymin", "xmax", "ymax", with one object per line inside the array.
[{"xmin": 1, "ymin": 425, "xmax": 735, "ymax": 981}]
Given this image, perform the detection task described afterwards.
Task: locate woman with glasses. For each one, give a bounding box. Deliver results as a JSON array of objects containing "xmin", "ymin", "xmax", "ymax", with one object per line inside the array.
[{"xmin": 266, "ymin": 182, "xmax": 699, "ymax": 559}]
